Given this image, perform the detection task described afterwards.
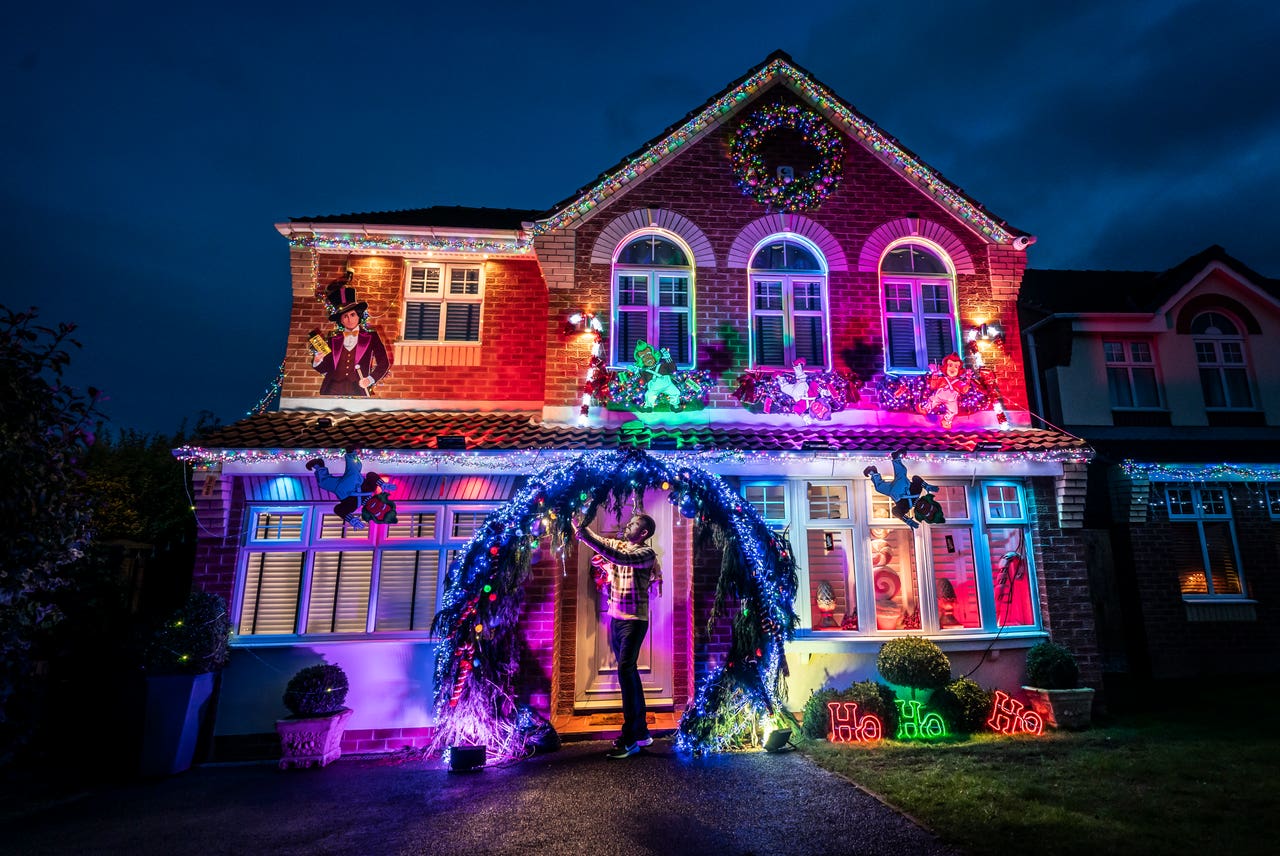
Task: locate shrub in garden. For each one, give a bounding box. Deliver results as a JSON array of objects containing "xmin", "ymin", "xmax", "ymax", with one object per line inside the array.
[
  {"xmin": 800, "ymin": 688, "xmax": 842, "ymax": 739},
  {"xmin": 876, "ymin": 636, "xmax": 951, "ymax": 696},
  {"xmin": 1024, "ymin": 640, "xmax": 1080, "ymax": 689},
  {"xmin": 931, "ymin": 677, "xmax": 993, "ymax": 733},
  {"xmin": 282, "ymin": 664, "xmax": 350, "ymax": 717}
]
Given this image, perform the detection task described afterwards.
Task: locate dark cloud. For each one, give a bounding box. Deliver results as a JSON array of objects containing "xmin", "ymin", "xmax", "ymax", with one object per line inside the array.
[{"xmin": 5, "ymin": 0, "xmax": 1276, "ymax": 433}]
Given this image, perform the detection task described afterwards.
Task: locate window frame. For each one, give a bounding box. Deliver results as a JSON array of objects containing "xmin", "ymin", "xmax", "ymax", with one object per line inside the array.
[
  {"xmin": 1164, "ymin": 486, "xmax": 1248, "ymax": 599},
  {"xmin": 1190, "ymin": 311, "xmax": 1255, "ymax": 410},
  {"xmin": 879, "ymin": 242, "xmax": 959, "ymax": 373},
  {"xmin": 610, "ymin": 232, "xmax": 695, "ymax": 369},
  {"xmin": 1102, "ymin": 338, "xmax": 1163, "ymax": 410},
  {"xmin": 747, "ymin": 237, "xmax": 831, "ymax": 370},
  {"xmin": 233, "ymin": 501, "xmax": 493, "ymax": 641},
  {"xmin": 401, "ymin": 261, "xmax": 485, "ymax": 345}
]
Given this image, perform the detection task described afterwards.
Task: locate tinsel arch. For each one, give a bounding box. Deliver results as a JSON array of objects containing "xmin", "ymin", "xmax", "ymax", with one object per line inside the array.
[{"xmin": 428, "ymin": 448, "xmax": 799, "ymax": 761}]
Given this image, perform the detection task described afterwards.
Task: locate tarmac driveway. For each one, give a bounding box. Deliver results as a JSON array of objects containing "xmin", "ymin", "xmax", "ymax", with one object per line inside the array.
[{"xmin": 1, "ymin": 740, "xmax": 961, "ymax": 856}]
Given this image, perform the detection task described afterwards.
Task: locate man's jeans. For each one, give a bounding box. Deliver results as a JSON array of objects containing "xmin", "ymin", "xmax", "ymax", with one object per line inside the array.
[{"xmin": 609, "ymin": 617, "xmax": 650, "ymax": 744}]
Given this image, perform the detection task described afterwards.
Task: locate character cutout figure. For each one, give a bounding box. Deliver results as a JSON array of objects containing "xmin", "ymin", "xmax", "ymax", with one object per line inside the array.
[
  {"xmin": 775, "ymin": 358, "xmax": 832, "ymax": 421},
  {"xmin": 863, "ymin": 450, "xmax": 944, "ymax": 530},
  {"xmin": 918, "ymin": 352, "xmax": 971, "ymax": 430},
  {"xmin": 312, "ymin": 284, "xmax": 391, "ymax": 396},
  {"xmin": 305, "ymin": 450, "xmax": 397, "ymax": 530},
  {"xmin": 632, "ymin": 340, "xmax": 682, "ymax": 411}
]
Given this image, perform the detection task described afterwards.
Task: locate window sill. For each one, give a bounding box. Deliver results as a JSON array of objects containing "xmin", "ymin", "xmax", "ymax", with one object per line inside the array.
[
  {"xmin": 231, "ymin": 633, "xmax": 441, "ymax": 647},
  {"xmin": 394, "ymin": 341, "xmax": 482, "ymax": 366},
  {"xmin": 1182, "ymin": 598, "xmax": 1257, "ymax": 622},
  {"xmin": 789, "ymin": 630, "xmax": 1045, "ymax": 654}
]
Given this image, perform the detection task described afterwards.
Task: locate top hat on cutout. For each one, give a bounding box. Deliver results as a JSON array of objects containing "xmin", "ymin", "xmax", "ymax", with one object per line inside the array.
[{"xmin": 326, "ymin": 284, "xmax": 368, "ymax": 323}]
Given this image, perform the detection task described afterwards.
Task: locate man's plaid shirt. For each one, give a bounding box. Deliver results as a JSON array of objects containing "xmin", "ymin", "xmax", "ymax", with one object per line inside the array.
[{"xmin": 590, "ymin": 537, "xmax": 658, "ymax": 621}]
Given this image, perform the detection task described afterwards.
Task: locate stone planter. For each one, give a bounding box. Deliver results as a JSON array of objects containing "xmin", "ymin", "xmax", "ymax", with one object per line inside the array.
[
  {"xmin": 276, "ymin": 708, "xmax": 353, "ymax": 769},
  {"xmin": 1021, "ymin": 686, "xmax": 1095, "ymax": 730}
]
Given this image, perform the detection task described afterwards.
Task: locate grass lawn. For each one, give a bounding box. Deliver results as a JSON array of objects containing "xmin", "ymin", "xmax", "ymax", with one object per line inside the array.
[{"xmin": 799, "ymin": 683, "xmax": 1280, "ymax": 856}]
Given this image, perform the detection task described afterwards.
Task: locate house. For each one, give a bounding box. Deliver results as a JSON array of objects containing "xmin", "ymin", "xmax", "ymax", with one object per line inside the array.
[
  {"xmin": 1021, "ymin": 246, "xmax": 1280, "ymax": 685},
  {"xmin": 177, "ymin": 51, "xmax": 1095, "ymax": 757}
]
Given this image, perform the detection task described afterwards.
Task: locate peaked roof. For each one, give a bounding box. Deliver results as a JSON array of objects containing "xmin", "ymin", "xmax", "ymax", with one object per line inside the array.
[
  {"xmin": 1021, "ymin": 245, "xmax": 1280, "ymax": 316},
  {"xmin": 533, "ymin": 50, "xmax": 1027, "ymax": 242}
]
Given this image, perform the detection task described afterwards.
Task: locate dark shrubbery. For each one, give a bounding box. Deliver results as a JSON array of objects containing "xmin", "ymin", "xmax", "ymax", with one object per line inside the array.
[
  {"xmin": 283, "ymin": 664, "xmax": 350, "ymax": 717},
  {"xmin": 143, "ymin": 591, "xmax": 230, "ymax": 675},
  {"xmin": 1024, "ymin": 641, "xmax": 1080, "ymax": 689},
  {"xmin": 800, "ymin": 680, "xmax": 899, "ymax": 739},
  {"xmin": 931, "ymin": 677, "xmax": 993, "ymax": 733}
]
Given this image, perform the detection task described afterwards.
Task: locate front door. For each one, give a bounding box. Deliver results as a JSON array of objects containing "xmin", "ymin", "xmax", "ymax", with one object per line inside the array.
[{"xmin": 573, "ymin": 500, "xmax": 673, "ymax": 709}]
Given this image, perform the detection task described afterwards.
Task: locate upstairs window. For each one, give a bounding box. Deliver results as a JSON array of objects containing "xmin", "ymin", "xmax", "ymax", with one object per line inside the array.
[
  {"xmin": 749, "ymin": 238, "xmax": 829, "ymax": 369},
  {"xmin": 612, "ymin": 234, "xmax": 693, "ymax": 367},
  {"xmin": 403, "ymin": 263, "xmax": 483, "ymax": 343},
  {"xmin": 1191, "ymin": 312, "xmax": 1253, "ymax": 409},
  {"xmin": 881, "ymin": 243, "xmax": 957, "ymax": 372},
  {"xmin": 1104, "ymin": 340, "xmax": 1161, "ymax": 408}
]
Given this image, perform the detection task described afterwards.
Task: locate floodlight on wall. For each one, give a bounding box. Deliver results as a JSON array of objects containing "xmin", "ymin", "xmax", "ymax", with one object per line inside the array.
[{"xmin": 763, "ymin": 729, "xmax": 794, "ymax": 753}]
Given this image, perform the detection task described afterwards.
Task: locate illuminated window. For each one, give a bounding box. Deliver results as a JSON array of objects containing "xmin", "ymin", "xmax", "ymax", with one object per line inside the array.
[
  {"xmin": 1268, "ymin": 485, "xmax": 1280, "ymax": 519},
  {"xmin": 1165, "ymin": 486, "xmax": 1246, "ymax": 598},
  {"xmin": 880, "ymin": 243, "xmax": 957, "ymax": 372},
  {"xmin": 807, "ymin": 483, "xmax": 849, "ymax": 520},
  {"xmin": 235, "ymin": 502, "xmax": 492, "ymax": 638},
  {"xmin": 1103, "ymin": 340, "xmax": 1161, "ymax": 408},
  {"xmin": 403, "ymin": 262, "xmax": 484, "ymax": 343},
  {"xmin": 749, "ymin": 238, "xmax": 829, "ymax": 369},
  {"xmin": 612, "ymin": 234, "xmax": 693, "ymax": 367},
  {"xmin": 1191, "ymin": 311, "xmax": 1254, "ymax": 409}
]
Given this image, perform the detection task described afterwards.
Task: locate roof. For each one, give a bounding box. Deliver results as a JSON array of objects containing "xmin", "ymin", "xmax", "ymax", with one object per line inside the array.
[
  {"xmin": 179, "ymin": 410, "xmax": 1090, "ymax": 460},
  {"xmin": 1021, "ymin": 245, "xmax": 1280, "ymax": 316},
  {"xmin": 288, "ymin": 206, "xmax": 546, "ymax": 231}
]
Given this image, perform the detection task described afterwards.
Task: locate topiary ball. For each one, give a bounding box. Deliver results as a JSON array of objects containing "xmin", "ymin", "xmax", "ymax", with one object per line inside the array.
[
  {"xmin": 283, "ymin": 664, "xmax": 350, "ymax": 717},
  {"xmin": 1024, "ymin": 641, "xmax": 1080, "ymax": 689},
  {"xmin": 876, "ymin": 637, "xmax": 952, "ymax": 692},
  {"xmin": 931, "ymin": 677, "xmax": 993, "ymax": 733}
]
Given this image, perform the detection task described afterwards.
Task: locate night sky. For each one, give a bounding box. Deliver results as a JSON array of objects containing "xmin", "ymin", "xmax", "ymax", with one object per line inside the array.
[{"xmin": 6, "ymin": 1, "xmax": 1278, "ymax": 436}]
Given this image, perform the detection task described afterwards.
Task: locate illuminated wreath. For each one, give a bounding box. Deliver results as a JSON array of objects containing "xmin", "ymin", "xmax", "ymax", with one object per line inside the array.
[{"xmin": 729, "ymin": 104, "xmax": 844, "ymax": 212}]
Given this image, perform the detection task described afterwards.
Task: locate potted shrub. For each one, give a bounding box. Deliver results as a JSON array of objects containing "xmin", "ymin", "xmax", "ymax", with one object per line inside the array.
[
  {"xmin": 876, "ymin": 636, "xmax": 951, "ymax": 701},
  {"xmin": 139, "ymin": 591, "xmax": 230, "ymax": 776},
  {"xmin": 1021, "ymin": 640, "xmax": 1094, "ymax": 729},
  {"xmin": 276, "ymin": 663, "xmax": 352, "ymax": 769}
]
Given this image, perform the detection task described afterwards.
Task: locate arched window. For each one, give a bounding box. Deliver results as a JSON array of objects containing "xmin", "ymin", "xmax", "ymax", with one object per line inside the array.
[
  {"xmin": 880, "ymin": 242, "xmax": 957, "ymax": 372},
  {"xmin": 749, "ymin": 238, "xmax": 829, "ymax": 369},
  {"xmin": 1190, "ymin": 311, "xmax": 1254, "ymax": 409},
  {"xmin": 612, "ymin": 233, "xmax": 694, "ymax": 367}
]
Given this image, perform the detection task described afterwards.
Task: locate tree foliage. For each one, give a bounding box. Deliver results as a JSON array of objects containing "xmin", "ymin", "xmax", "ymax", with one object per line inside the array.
[{"xmin": 0, "ymin": 306, "xmax": 102, "ymax": 736}]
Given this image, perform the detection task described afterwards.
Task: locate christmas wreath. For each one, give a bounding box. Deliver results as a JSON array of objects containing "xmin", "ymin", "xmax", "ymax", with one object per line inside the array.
[{"xmin": 729, "ymin": 104, "xmax": 844, "ymax": 212}]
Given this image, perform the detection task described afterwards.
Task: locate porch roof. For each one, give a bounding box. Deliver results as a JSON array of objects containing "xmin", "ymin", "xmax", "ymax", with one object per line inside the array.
[{"xmin": 179, "ymin": 410, "xmax": 1091, "ymax": 460}]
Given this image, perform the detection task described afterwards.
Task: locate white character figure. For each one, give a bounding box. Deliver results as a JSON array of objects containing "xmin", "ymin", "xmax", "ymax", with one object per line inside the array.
[{"xmin": 776, "ymin": 358, "xmax": 831, "ymax": 421}]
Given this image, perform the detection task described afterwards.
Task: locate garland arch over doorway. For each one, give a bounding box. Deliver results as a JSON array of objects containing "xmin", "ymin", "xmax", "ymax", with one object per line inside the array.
[{"xmin": 429, "ymin": 448, "xmax": 799, "ymax": 759}]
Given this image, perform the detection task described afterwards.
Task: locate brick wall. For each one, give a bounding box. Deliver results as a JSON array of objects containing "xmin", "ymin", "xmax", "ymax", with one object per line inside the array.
[
  {"xmin": 518, "ymin": 551, "xmax": 559, "ymax": 716},
  {"xmin": 280, "ymin": 251, "xmax": 547, "ymax": 403},
  {"xmin": 191, "ymin": 470, "xmax": 241, "ymax": 604},
  {"xmin": 1029, "ymin": 477, "xmax": 1102, "ymax": 688},
  {"xmin": 1126, "ymin": 486, "xmax": 1280, "ymax": 679},
  {"xmin": 541, "ymin": 86, "xmax": 1030, "ymax": 409}
]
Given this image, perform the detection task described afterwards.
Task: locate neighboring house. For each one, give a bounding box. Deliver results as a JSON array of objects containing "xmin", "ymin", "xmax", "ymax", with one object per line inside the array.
[
  {"xmin": 1021, "ymin": 246, "xmax": 1280, "ymax": 683},
  {"xmin": 178, "ymin": 51, "xmax": 1095, "ymax": 757}
]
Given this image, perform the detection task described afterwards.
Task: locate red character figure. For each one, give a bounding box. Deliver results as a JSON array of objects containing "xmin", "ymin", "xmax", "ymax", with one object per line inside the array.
[{"xmin": 918, "ymin": 352, "xmax": 971, "ymax": 429}]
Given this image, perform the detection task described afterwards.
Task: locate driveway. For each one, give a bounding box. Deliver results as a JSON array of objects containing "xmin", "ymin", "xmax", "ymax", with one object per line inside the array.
[{"xmin": 1, "ymin": 740, "xmax": 961, "ymax": 855}]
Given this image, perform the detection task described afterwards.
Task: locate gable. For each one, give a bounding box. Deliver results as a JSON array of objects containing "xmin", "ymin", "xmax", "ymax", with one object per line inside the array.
[{"xmin": 533, "ymin": 51, "xmax": 1024, "ymax": 245}]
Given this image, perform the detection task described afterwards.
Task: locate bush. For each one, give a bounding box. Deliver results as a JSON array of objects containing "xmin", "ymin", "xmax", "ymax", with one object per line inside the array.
[
  {"xmin": 876, "ymin": 637, "xmax": 951, "ymax": 693},
  {"xmin": 800, "ymin": 681, "xmax": 899, "ymax": 739},
  {"xmin": 1024, "ymin": 640, "xmax": 1080, "ymax": 689},
  {"xmin": 143, "ymin": 591, "xmax": 230, "ymax": 675},
  {"xmin": 283, "ymin": 664, "xmax": 350, "ymax": 717},
  {"xmin": 931, "ymin": 677, "xmax": 993, "ymax": 733}
]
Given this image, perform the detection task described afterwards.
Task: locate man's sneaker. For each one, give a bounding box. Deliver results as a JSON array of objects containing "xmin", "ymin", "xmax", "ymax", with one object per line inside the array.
[
  {"xmin": 305, "ymin": 458, "xmax": 323, "ymax": 471},
  {"xmin": 635, "ymin": 736, "xmax": 654, "ymax": 747},
  {"xmin": 606, "ymin": 742, "xmax": 639, "ymax": 759}
]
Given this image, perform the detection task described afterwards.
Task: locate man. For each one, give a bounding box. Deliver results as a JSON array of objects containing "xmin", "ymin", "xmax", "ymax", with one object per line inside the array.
[
  {"xmin": 312, "ymin": 284, "xmax": 390, "ymax": 396},
  {"xmin": 574, "ymin": 511, "xmax": 660, "ymax": 759},
  {"xmin": 863, "ymin": 450, "xmax": 939, "ymax": 530}
]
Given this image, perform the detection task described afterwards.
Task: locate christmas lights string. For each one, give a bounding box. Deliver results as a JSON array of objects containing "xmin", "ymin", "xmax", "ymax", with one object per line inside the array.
[
  {"xmin": 424, "ymin": 448, "xmax": 799, "ymax": 761},
  {"xmin": 246, "ymin": 359, "xmax": 286, "ymax": 417},
  {"xmin": 290, "ymin": 235, "xmax": 531, "ymax": 256},
  {"xmin": 729, "ymin": 103, "xmax": 844, "ymax": 212}
]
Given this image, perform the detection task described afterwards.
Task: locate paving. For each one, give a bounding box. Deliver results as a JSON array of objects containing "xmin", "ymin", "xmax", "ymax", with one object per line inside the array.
[{"xmin": 0, "ymin": 739, "xmax": 961, "ymax": 856}]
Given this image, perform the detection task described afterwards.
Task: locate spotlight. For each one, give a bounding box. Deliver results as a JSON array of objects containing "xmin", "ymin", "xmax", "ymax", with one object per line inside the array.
[
  {"xmin": 437, "ymin": 435, "xmax": 467, "ymax": 450},
  {"xmin": 763, "ymin": 729, "xmax": 793, "ymax": 753},
  {"xmin": 448, "ymin": 745, "xmax": 487, "ymax": 773}
]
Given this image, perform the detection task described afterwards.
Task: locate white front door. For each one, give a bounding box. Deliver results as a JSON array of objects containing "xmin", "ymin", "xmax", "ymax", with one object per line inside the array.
[{"xmin": 573, "ymin": 500, "xmax": 673, "ymax": 709}]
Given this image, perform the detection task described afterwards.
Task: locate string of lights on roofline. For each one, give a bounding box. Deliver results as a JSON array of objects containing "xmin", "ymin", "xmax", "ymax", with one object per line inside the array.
[
  {"xmin": 529, "ymin": 59, "xmax": 1013, "ymax": 242},
  {"xmin": 174, "ymin": 446, "xmax": 1091, "ymax": 467},
  {"xmin": 1122, "ymin": 461, "xmax": 1280, "ymax": 482},
  {"xmin": 288, "ymin": 235, "xmax": 532, "ymax": 256}
]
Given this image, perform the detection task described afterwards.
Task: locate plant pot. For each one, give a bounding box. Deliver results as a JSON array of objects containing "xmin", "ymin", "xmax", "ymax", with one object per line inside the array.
[
  {"xmin": 276, "ymin": 708, "xmax": 353, "ymax": 769},
  {"xmin": 140, "ymin": 672, "xmax": 216, "ymax": 776},
  {"xmin": 1021, "ymin": 686, "xmax": 1095, "ymax": 730}
]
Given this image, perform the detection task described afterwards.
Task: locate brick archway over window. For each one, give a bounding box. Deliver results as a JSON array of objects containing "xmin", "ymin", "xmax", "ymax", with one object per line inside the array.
[
  {"xmin": 858, "ymin": 218, "xmax": 975, "ymax": 273},
  {"xmin": 727, "ymin": 213, "xmax": 847, "ymax": 270},
  {"xmin": 589, "ymin": 209, "xmax": 716, "ymax": 267}
]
